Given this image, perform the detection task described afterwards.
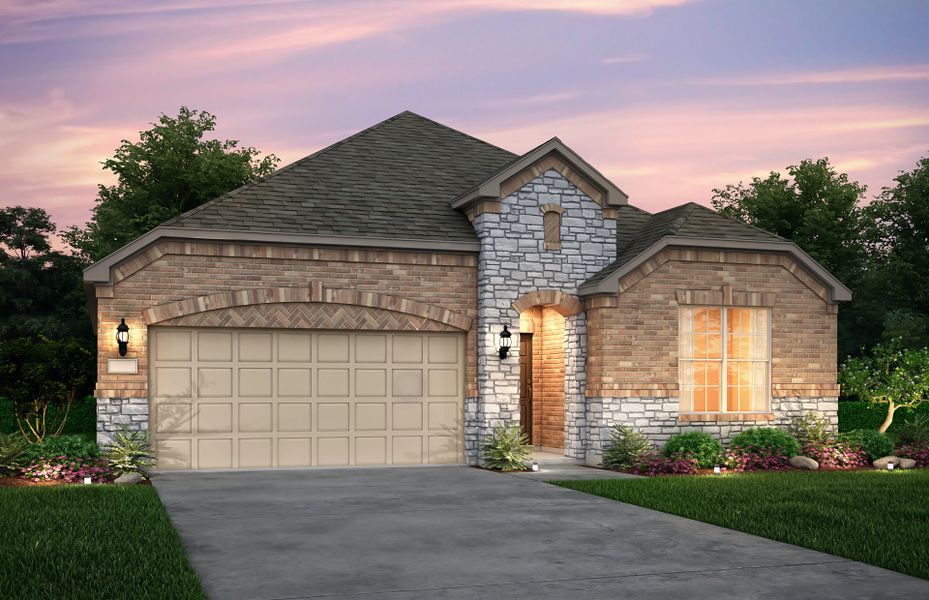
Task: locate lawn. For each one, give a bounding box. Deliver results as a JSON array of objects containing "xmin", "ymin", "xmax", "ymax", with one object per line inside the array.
[
  {"xmin": 555, "ymin": 469, "xmax": 929, "ymax": 581},
  {"xmin": 0, "ymin": 485, "xmax": 204, "ymax": 600}
]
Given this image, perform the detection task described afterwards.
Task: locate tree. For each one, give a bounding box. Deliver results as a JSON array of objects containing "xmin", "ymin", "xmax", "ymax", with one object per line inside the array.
[
  {"xmin": 711, "ymin": 158, "xmax": 872, "ymax": 358},
  {"xmin": 64, "ymin": 107, "xmax": 279, "ymax": 261},
  {"xmin": 862, "ymin": 155, "xmax": 929, "ymax": 349},
  {"xmin": 0, "ymin": 206, "xmax": 91, "ymax": 341},
  {"xmin": 840, "ymin": 339, "xmax": 929, "ymax": 433},
  {"xmin": 0, "ymin": 337, "xmax": 94, "ymax": 443}
]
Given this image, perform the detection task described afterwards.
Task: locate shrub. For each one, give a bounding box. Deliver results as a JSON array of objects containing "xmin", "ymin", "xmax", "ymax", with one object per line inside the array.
[
  {"xmin": 601, "ymin": 425, "xmax": 650, "ymax": 470},
  {"xmin": 790, "ymin": 411, "xmax": 835, "ymax": 447},
  {"xmin": 838, "ymin": 429, "xmax": 895, "ymax": 461},
  {"xmin": 663, "ymin": 431, "xmax": 722, "ymax": 468},
  {"xmin": 801, "ymin": 442, "xmax": 869, "ymax": 470},
  {"xmin": 21, "ymin": 434, "xmax": 98, "ymax": 464},
  {"xmin": 896, "ymin": 442, "xmax": 929, "ymax": 468},
  {"xmin": 0, "ymin": 433, "xmax": 28, "ymax": 475},
  {"xmin": 482, "ymin": 425, "xmax": 531, "ymax": 471},
  {"xmin": 895, "ymin": 415, "xmax": 929, "ymax": 446},
  {"xmin": 723, "ymin": 448, "xmax": 791, "ymax": 472},
  {"xmin": 730, "ymin": 427, "xmax": 800, "ymax": 458},
  {"xmin": 21, "ymin": 456, "xmax": 111, "ymax": 484},
  {"xmin": 0, "ymin": 396, "xmax": 97, "ymax": 436},
  {"xmin": 635, "ymin": 452, "xmax": 699, "ymax": 476},
  {"xmin": 105, "ymin": 430, "xmax": 155, "ymax": 476}
]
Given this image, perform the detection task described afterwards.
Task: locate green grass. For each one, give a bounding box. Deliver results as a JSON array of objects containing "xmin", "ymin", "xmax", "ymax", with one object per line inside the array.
[
  {"xmin": 555, "ymin": 470, "xmax": 929, "ymax": 580},
  {"xmin": 0, "ymin": 486, "xmax": 204, "ymax": 600}
]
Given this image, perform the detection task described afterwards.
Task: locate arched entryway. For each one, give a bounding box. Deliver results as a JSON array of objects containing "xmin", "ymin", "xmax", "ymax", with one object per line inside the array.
[{"xmin": 512, "ymin": 290, "xmax": 583, "ymax": 451}]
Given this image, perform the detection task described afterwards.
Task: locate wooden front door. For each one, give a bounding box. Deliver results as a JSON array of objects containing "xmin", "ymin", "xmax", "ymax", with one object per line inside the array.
[{"xmin": 519, "ymin": 334, "xmax": 533, "ymax": 441}]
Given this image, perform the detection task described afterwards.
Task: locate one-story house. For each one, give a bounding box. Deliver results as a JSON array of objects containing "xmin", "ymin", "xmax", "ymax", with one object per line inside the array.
[{"xmin": 85, "ymin": 111, "xmax": 850, "ymax": 469}]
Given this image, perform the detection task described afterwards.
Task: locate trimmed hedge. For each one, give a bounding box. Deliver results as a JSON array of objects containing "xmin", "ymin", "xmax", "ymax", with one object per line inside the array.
[
  {"xmin": 838, "ymin": 401, "xmax": 929, "ymax": 434},
  {"xmin": 0, "ymin": 396, "xmax": 96, "ymax": 437}
]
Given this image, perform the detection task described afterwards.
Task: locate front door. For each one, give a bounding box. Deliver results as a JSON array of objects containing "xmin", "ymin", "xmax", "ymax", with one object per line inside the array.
[{"xmin": 519, "ymin": 334, "xmax": 533, "ymax": 441}]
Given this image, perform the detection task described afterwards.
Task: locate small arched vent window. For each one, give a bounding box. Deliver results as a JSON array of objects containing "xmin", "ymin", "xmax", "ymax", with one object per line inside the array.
[{"xmin": 542, "ymin": 205, "xmax": 563, "ymax": 250}]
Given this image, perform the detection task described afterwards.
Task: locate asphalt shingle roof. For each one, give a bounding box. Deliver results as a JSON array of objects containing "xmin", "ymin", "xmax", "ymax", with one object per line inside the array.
[
  {"xmin": 163, "ymin": 111, "xmax": 517, "ymax": 242},
  {"xmin": 585, "ymin": 202, "xmax": 787, "ymax": 287}
]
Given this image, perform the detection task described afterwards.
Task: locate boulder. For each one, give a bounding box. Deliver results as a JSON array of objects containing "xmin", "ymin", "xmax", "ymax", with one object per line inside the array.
[
  {"xmin": 899, "ymin": 458, "xmax": 917, "ymax": 470},
  {"xmin": 872, "ymin": 456, "xmax": 901, "ymax": 469},
  {"xmin": 789, "ymin": 455, "xmax": 819, "ymax": 470},
  {"xmin": 114, "ymin": 472, "xmax": 144, "ymax": 485}
]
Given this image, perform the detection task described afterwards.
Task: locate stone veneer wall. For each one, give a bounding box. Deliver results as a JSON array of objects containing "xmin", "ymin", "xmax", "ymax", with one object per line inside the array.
[
  {"xmin": 586, "ymin": 396, "xmax": 839, "ymax": 464},
  {"xmin": 469, "ymin": 169, "xmax": 616, "ymax": 463},
  {"xmin": 563, "ymin": 314, "xmax": 587, "ymax": 459},
  {"xmin": 97, "ymin": 397, "xmax": 149, "ymax": 445}
]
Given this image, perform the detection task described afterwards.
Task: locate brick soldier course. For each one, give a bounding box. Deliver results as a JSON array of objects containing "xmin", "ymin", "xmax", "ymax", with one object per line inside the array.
[{"xmin": 85, "ymin": 111, "xmax": 851, "ymax": 467}]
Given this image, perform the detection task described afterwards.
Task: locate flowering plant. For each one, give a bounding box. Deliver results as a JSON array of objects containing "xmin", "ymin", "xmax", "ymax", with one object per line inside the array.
[
  {"xmin": 635, "ymin": 451, "xmax": 699, "ymax": 475},
  {"xmin": 896, "ymin": 442, "xmax": 929, "ymax": 468},
  {"xmin": 723, "ymin": 445, "xmax": 790, "ymax": 472},
  {"xmin": 801, "ymin": 442, "xmax": 869, "ymax": 470},
  {"xmin": 21, "ymin": 455, "xmax": 113, "ymax": 483}
]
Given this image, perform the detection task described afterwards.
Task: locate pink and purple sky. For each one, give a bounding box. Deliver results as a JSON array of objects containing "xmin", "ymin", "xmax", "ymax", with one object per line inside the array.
[{"xmin": 2, "ymin": 0, "xmax": 928, "ymax": 233}]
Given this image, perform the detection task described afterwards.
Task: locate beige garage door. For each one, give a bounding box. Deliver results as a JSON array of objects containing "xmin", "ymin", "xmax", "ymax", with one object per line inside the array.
[{"xmin": 150, "ymin": 328, "xmax": 465, "ymax": 470}]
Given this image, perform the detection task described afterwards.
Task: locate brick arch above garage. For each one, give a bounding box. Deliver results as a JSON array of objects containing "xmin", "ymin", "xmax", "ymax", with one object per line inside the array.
[{"xmin": 144, "ymin": 286, "xmax": 473, "ymax": 331}]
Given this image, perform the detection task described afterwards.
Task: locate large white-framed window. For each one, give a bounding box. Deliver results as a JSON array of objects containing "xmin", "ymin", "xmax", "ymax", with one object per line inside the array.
[{"xmin": 679, "ymin": 306, "xmax": 770, "ymax": 413}]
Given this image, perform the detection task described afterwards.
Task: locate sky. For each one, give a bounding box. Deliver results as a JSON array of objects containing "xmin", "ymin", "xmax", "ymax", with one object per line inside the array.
[{"xmin": 1, "ymin": 0, "xmax": 928, "ymax": 237}]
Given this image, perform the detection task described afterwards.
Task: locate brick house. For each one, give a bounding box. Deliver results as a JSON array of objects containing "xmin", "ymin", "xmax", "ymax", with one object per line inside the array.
[{"xmin": 84, "ymin": 112, "xmax": 850, "ymax": 469}]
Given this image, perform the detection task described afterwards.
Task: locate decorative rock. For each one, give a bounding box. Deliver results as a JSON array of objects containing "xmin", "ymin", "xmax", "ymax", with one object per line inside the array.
[
  {"xmin": 898, "ymin": 458, "xmax": 916, "ymax": 469},
  {"xmin": 789, "ymin": 455, "xmax": 819, "ymax": 470},
  {"xmin": 114, "ymin": 472, "xmax": 144, "ymax": 485},
  {"xmin": 872, "ymin": 456, "xmax": 901, "ymax": 469}
]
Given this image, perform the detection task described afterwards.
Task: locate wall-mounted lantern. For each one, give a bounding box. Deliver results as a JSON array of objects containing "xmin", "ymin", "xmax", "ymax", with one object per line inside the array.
[
  {"xmin": 116, "ymin": 319, "xmax": 130, "ymax": 357},
  {"xmin": 497, "ymin": 325, "xmax": 512, "ymax": 359}
]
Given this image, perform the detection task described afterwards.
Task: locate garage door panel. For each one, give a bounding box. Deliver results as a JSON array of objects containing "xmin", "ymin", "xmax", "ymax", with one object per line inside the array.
[
  {"xmin": 198, "ymin": 439, "xmax": 233, "ymax": 469},
  {"xmin": 151, "ymin": 328, "xmax": 462, "ymax": 470},
  {"xmin": 239, "ymin": 368, "xmax": 272, "ymax": 397},
  {"xmin": 278, "ymin": 369, "xmax": 311, "ymax": 397},
  {"xmin": 197, "ymin": 403, "xmax": 232, "ymax": 433},
  {"xmin": 198, "ymin": 368, "xmax": 232, "ymax": 397},
  {"xmin": 239, "ymin": 438, "xmax": 272, "ymax": 469},
  {"xmin": 239, "ymin": 403, "xmax": 273, "ymax": 433},
  {"xmin": 278, "ymin": 403, "xmax": 311, "ymax": 432},
  {"xmin": 278, "ymin": 438, "xmax": 311, "ymax": 467},
  {"xmin": 156, "ymin": 403, "xmax": 192, "ymax": 434},
  {"xmin": 318, "ymin": 437, "xmax": 350, "ymax": 466},
  {"xmin": 155, "ymin": 367, "xmax": 191, "ymax": 398}
]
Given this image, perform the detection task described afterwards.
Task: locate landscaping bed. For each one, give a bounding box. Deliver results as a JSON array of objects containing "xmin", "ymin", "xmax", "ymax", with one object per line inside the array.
[
  {"xmin": 0, "ymin": 485, "xmax": 204, "ymax": 600},
  {"xmin": 554, "ymin": 469, "xmax": 929, "ymax": 581}
]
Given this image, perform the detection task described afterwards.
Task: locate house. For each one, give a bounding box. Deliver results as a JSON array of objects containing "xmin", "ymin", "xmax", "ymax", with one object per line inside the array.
[{"xmin": 84, "ymin": 111, "xmax": 851, "ymax": 470}]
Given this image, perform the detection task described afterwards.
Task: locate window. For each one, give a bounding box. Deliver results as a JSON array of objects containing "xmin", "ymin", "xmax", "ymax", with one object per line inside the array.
[
  {"xmin": 679, "ymin": 307, "xmax": 770, "ymax": 413},
  {"xmin": 543, "ymin": 210, "xmax": 561, "ymax": 250}
]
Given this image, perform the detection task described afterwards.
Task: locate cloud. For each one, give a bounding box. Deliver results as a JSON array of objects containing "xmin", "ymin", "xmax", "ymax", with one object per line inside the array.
[
  {"xmin": 483, "ymin": 92, "xmax": 581, "ymax": 109},
  {"xmin": 600, "ymin": 53, "xmax": 648, "ymax": 65},
  {"xmin": 701, "ymin": 64, "xmax": 929, "ymax": 86}
]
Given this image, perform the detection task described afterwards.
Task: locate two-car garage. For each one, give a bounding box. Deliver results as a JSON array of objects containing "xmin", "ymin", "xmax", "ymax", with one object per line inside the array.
[{"xmin": 149, "ymin": 328, "xmax": 465, "ymax": 470}]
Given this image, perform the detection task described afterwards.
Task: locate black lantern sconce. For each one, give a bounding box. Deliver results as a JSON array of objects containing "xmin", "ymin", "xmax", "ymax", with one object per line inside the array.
[
  {"xmin": 116, "ymin": 319, "xmax": 130, "ymax": 357},
  {"xmin": 497, "ymin": 325, "xmax": 512, "ymax": 359}
]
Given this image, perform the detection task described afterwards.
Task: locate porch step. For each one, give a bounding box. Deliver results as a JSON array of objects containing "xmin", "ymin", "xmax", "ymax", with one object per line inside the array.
[{"xmin": 530, "ymin": 448, "xmax": 585, "ymax": 466}]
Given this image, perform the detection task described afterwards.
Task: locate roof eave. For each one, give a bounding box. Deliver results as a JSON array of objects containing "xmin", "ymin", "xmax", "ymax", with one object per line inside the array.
[
  {"xmin": 578, "ymin": 236, "xmax": 853, "ymax": 303},
  {"xmin": 83, "ymin": 226, "xmax": 481, "ymax": 286},
  {"xmin": 450, "ymin": 138, "xmax": 629, "ymax": 210}
]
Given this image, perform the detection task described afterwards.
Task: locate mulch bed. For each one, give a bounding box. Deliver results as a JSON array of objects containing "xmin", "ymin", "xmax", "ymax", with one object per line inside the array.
[{"xmin": 0, "ymin": 476, "xmax": 152, "ymax": 487}]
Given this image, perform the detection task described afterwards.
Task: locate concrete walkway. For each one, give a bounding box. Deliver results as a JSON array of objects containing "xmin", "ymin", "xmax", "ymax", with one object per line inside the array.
[{"xmin": 153, "ymin": 466, "xmax": 929, "ymax": 600}]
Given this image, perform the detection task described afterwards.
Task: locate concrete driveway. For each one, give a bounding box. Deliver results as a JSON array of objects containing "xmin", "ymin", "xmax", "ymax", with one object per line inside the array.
[{"xmin": 154, "ymin": 466, "xmax": 929, "ymax": 600}]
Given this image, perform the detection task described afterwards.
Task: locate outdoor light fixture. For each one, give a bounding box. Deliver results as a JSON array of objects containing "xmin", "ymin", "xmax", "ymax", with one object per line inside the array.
[
  {"xmin": 83, "ymin": 476, "xmax": 92, "ymax": 485},
  {"xmin": 531, "ymin": 461, "xmax": 540, "ymax": 472},
  {"xmin": 497, "ymin": 325, "xmax": 512, "ymax": 359},
  {"xmin": 116, "ymin": 318, "xmax": 130, "ymax": 357},
  {"xmin": 888, "ymin": 462, "xmax": 895, "ymax": 471},
  {"xmin": 713, "ymin": 465, "xmax": 721, "ymax": 475}
]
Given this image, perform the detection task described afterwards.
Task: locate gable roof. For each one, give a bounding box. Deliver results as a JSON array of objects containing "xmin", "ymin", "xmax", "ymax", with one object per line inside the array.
[
  {"xmin": 580, "ymin": 202, "xmax": 852, "ymax": 302},
  {"xmin": 450, "ymin": 137, "xmax": 628, "ymax": 209},
  {"xmin": 163, "ymin": 111, "xmax": 516, "ymax": 242}
]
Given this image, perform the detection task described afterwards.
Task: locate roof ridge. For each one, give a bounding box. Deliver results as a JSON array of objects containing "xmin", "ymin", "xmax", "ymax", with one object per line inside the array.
[
  {"xmin": 684, "ymin": 201, "xmax": 789, "ymax": 242},
  {"xmin": 667, "ymin": 202, "xmax": 700, "ymax": 235},
  {"xmin": 163, "ymin": 111, "xmax": 435, "ymax": 227},
  {"xmin": 400, "ymin": 111, "xmax": 518, "ymax": 158}
]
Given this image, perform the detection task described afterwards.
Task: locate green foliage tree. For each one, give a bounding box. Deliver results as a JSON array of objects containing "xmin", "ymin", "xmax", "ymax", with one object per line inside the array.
[
  {"xmin": 0, "ymin": 206, "xmax": 91, "ymax": 341},
  {"xmin": 0, "ymin": 337, "xmax": 94, "ymax": 443},
  {"xmin": 840, "ymin": 339, "xmax": 929, "ymax": 432},
  {"xmin": 861, "ymin": 156, "xmax": 929, "ymax": 349},
  {"xmin": 64, "ymin": 107, "xmax": 279, "ymax": 261}
]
